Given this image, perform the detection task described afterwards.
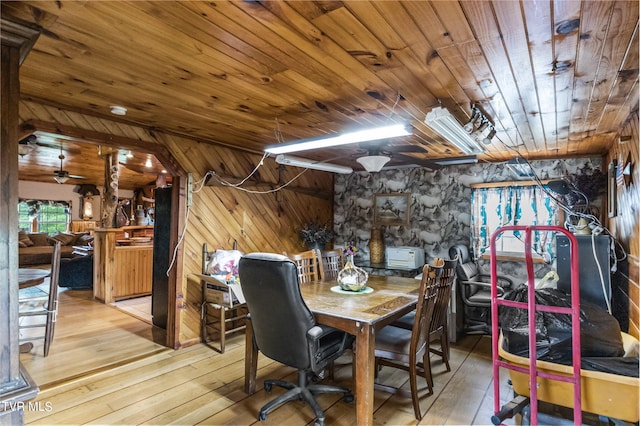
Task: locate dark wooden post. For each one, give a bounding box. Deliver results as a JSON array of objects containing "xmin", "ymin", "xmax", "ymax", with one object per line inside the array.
[{"xmin": 0, "ymin": 16, "xmax": 41, "ymax": 425}]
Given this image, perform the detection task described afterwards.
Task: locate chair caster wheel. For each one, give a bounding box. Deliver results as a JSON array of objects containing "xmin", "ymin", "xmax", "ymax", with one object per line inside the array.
[
  {"xmin": 343, "ymin": 392, "xmax": 354, "ymax": 403},
  {"xmin": 264, "ymin": 383, "xmax": 272, "ymax": 392}
]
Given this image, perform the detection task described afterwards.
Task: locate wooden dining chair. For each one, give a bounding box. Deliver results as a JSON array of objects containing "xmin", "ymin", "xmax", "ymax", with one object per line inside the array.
[
  {"xmin": 391, "ymin": 257, "xmax": 458, "ymax": 372},
  {"xmin": 285, "ymin": 249, "xmax": 321, "ymax": 284},
  {"xmin": 318, "ymin": 250, "xmax": 344, "ymax": 281},
  {"xmin": 18, "ymin": 241, "xmax": 62, "ymax": 357},
  {"xmin": 200, "ymin": 243, "xmax": 248, "ymax": 353},
  {"xmin": 373, "ymin": 262, "xmax": 442, "ymax": 420}
]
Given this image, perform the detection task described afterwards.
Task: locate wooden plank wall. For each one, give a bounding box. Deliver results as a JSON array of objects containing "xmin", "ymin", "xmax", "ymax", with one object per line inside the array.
[
  {"xmin": 18, "ymin": 100, "xmax": 334, "ymax": 346},
  {"xmin": 607, "ymin": 111, "xmax": 640, "ymax": 339},
  {"xmin": 113, "ymin": 246, "xmax": 153, "ymax": 300}
]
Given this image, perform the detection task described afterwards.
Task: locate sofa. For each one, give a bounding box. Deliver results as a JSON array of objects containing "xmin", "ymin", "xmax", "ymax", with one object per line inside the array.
[
  {"xmin": 18, "ymin": 230, "xmax": 94, "ymax": 266},
  {"xmin": 59, "ymin": 254, "xmax": 94, "ymax": 289}
]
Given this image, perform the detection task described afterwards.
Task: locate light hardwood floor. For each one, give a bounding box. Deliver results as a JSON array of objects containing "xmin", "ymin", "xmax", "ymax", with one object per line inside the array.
[
  {"xmin": 21, "ymin": 288, "xmax": 520, "ymax": 425},
  {"xmin": 20, "ymin": 289, "xmax": 168, "ymax": 390}
]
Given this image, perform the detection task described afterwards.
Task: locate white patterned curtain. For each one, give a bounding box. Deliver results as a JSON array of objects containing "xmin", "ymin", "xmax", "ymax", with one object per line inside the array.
[{"xmin": 471, "ymin": 186, "xmax": 558, "ymax": 258}]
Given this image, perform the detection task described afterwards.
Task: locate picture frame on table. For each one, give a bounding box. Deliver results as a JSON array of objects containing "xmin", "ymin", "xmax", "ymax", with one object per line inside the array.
[{"xmin": 374, "ymin": 193, "xmax": 410, "ymax": 226}]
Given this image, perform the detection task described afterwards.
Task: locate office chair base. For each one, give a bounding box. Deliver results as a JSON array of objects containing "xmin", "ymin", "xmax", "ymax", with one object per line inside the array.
[{"xmin": 260, "ymin": 372, "xmax": 353, "ymax": 426}]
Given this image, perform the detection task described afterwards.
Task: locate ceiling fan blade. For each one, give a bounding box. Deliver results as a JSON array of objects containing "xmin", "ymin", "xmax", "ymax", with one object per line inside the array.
[
  {"xmin": 430, "ymin": 155, "xmax": 478, "ymax": 166},
  {"xmin": 34, "ymin": 139, "xmax": 83, "ymax": 155},
  {"xmin": 383, "ymin": 144, "xmax": 426, "ymax": 153},
  {"xmin": 391, "ymin": 153, "xmax": 443, "ymax": 170}
]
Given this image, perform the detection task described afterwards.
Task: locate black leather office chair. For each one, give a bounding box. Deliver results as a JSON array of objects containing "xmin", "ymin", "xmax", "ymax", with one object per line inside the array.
[
  {"xmin": 448, "ymin": 244, "xmax": 514, "ymax": 334},
  {"xmin": 238, "ymin": 253, "xmax": 354, "ymax": 426}
]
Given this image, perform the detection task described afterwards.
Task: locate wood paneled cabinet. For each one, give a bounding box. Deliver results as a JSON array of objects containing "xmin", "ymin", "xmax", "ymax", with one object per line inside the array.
[{"xmin": 93, "ymin": 226, "xmax": 154, "ymax": 303}]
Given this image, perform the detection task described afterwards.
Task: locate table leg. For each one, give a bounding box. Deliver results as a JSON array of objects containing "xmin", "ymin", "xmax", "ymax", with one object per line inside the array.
[
  {"xmin": 354, "ymin": 322, "xmax": 375, "ymax": 426},
  {"xmin": 244, "ymin": 318, "xmax": 258, "ymax": 394}
]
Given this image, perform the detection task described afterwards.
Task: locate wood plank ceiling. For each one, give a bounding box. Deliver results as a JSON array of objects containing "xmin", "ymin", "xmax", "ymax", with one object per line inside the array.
[{"xmin": 3, "ymin": 1, "xmax": 639, "ymax": 184}]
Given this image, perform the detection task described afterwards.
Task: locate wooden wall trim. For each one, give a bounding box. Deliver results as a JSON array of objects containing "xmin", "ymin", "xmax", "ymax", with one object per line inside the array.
[{"xmin": 0, "ymin": 16, "xmax": 40, "ymax": 65}]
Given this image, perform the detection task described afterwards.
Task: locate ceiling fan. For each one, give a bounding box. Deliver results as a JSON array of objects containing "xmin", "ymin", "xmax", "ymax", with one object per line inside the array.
[
  {"xmin": 349, "ymin": 142, "xmax": 480, "ymax": 172},
  {"xmin": 53, "ymin": 145, "xmax": 85, "ymax": 184},
  {"xmin": 348, "ymin": 141, "xmax": 447, "ymax": 172}
]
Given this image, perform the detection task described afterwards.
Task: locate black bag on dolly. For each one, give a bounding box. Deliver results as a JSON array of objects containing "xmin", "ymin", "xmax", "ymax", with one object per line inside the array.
[{"xmin": 500, "ymin": 285, "xmax": 624, "ymax": 364}]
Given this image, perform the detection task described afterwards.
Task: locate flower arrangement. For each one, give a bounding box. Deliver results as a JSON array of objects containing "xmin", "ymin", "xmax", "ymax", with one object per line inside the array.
[
  {"xmin": 343, "ymin": 241, "xmax": 358, "ymax": 256},
  {"xmin": 298, "ymin": 221, "xmax": 334, "ymax": 248}
]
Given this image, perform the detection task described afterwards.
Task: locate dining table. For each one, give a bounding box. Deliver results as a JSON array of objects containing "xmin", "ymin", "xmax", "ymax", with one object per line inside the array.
[
  {"xmin": 244, "ymin": 274, "xmax": 422, "ymax": 426},
  {"xmin": 18, "ymin": 268, "xmax": 50, "ymax": 289}
]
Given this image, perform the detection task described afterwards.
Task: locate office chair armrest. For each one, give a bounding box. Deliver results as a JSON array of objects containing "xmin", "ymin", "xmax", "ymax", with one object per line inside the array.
[
  {"xmin": 307, "ymin": 325, "xmax": 353, "ymax": 372},
  {"xmin": 477, "ymin": 273, "xmax": 515, "ymax": 289},
  {"xmin": 307, "ymin": 324, "xmax": 339, "ymax": 341},
  {"xmin": 459, "ymin": 280, "xmax": 505, "ymax": 305}
]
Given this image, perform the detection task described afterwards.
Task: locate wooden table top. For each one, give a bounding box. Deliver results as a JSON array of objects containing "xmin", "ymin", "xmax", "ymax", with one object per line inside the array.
[
  {"xmin": 18, "ymin": 268, "xmax": 50, "ymax": 289},
  {"xmin": 300, "ymin": 274, "xmax": 421, "ymax": 325}
]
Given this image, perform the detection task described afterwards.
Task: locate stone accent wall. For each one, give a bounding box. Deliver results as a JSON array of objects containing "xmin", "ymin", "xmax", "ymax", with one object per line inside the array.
[{"xmin": 334, "ymin": 157, "xmax": 602, "ymax": 280}]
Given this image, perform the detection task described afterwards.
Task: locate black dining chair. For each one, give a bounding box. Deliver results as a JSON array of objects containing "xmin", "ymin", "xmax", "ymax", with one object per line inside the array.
[{"xmin": 238, "ymin": 252, "xmax": 354, "ymax": 426}]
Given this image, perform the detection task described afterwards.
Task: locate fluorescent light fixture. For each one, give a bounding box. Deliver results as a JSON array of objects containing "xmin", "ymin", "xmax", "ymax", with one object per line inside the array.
[
  {"xmin": 424, "ymin": 107, "xmax": 485, "ymax": 154},
  {"xmin": 265, "ymin": 124, "xmax": 411, "ymax": 154},
  {"xmin": 275, "ymin": 154, "xmax": 353, "ymax": 174},
  {"xmin": 356, "ymin": 155, "xmax": 391, "ymax": 172}
]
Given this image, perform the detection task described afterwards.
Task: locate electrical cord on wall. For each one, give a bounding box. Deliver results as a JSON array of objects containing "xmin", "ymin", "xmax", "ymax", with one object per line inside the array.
[{"xmin": 163, "ymin": 152, "xmax": 319, "ymax": 276}]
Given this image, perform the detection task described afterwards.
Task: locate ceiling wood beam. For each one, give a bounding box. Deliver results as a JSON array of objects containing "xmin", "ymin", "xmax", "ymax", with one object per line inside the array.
[
  {"xmin": 20, "ymin": 119, "xmax": 185, "ymax": 177},
  {"xmin": 0, "ymin": 16, "xmax": 40, "ymax": 65},
  {"xmin": 20, "ymin": 95, "xmax": 264, "ymax": 156}
]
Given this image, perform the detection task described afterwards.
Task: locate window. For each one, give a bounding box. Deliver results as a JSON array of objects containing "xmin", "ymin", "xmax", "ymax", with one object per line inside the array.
[
  {"xmin": 471, "ymin": 184, "xmax": 560, "ymax": 260},
  {"xmin": 18, "ymin": 203, "xmax": 31, "ymax": 231},
  {"xmin": 18, "ymin": 199, "xmax": 71, "ymax": 234}
]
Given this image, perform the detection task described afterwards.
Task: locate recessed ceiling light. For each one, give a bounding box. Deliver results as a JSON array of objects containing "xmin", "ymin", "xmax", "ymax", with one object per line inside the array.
[
  {"xmin": 145, "ymin": 157, "xmax": 152, "ymax": 168},
  {"xmin": 110, "ymin": 105, "xmax": 127, "ymax": 116},
  {"xmin": 126, "ymin": 150, "xmax": 134, "ymax": 158}
]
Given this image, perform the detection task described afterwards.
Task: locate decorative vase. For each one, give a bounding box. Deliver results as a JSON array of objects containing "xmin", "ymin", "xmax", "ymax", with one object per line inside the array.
[
  {"xmin": 135, "ymin": 205, "xmax": 147, "ymax": 226},
  {"xmin": 338, "ymin": 255, "xmax": 368, "ymax": 292},
  {"xmin": 369, "ymin": 226, "xmax": 385, "ymax": 264}
]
